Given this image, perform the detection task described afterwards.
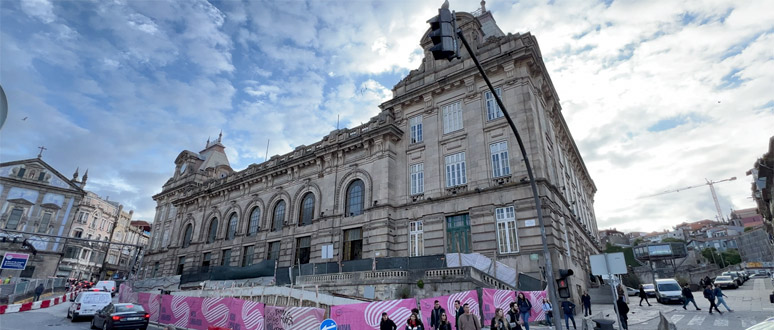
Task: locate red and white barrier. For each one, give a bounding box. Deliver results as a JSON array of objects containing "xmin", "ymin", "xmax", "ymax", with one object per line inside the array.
[{"xmin": 0, "ymin": 290, "xmax": 79, "ymax": 314}]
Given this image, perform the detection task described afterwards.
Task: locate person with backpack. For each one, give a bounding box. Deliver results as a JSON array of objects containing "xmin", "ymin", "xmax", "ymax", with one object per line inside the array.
[
  {"xmin": 703, "ymin": 285, "xmax": 722, "ymax": 315},
  {"xmin": 516, "ymin": 293, "xmax": 532, "ymax": 330},
  {"xmin": 561, "ymin": 300, "xmax": 577, "ymax": 330}
]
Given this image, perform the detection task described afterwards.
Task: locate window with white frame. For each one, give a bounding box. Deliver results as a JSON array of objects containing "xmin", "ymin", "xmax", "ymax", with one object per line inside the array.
[
  {"xmin": 490, "ymin": 141, "xmax": 510, "ymax": 177},
  {"xmin": 409, "ymin": 221, "xmax": 424, "ymax": 257},
  {"xmin": 445, "ymin": 152, "xmax": 467, "ymax": 187},
  {"xmin": 442, "ymin": 101, "xmax": 463, "ymax": 134},
  {"xmin": 409, "ymin": 115, "xmax": 423, "ymax": 143},
  {"xmin": 410, "ymin": 163, "xmax": 424, "ymax": 195},
  {"xmin": 495, "ymin": 206, "xmax": 518, "ymax": 253},
  {"xmin": 485, "ymin": 88, "xmax": 503, "ymax": 120}
]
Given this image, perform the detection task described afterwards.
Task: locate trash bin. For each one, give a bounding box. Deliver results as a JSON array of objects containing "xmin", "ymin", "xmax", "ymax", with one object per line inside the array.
[{"xmin": 592, "ymin": 318, "xmax": 616, "ymax": 330}]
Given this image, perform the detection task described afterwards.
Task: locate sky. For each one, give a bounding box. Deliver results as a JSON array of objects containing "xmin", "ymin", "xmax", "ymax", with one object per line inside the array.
[{"xmin": 1, "ymin": 0, "xmax": 772, "ymax": 233}]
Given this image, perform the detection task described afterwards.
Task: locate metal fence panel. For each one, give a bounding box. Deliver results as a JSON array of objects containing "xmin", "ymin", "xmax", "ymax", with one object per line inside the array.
[
  {"xmin": 408, "ymin": 255, "xmax": 446, "ymax": 269},
  {"xmin": 314, "ymin": 262, "xmax": 339, "ymax": 274},
  {"xmin": 341, "ymin": 259, "xmax": 372, "ymax": 272},
  {"xmin": 275, "ymin": 267, "xmax": 291, "ymax": 285},
  {"xmin": 517, "ymin": 273, "xmax": 544, "ymax": 291}
]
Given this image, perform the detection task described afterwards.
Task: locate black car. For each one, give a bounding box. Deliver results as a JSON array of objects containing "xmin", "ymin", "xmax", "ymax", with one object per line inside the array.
[{"xmin": 90, "ymin": 303, "xmax": 149, "ymax": 330}]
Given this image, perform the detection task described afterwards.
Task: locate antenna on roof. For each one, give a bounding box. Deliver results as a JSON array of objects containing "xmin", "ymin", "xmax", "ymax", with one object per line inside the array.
[
  {"xmin": 337, "ymin": 114, "xmax": 340, "ymax": 130},
  {"xmin": 264, "ymin": 139, "xmax": 270, "ymax": 161}
]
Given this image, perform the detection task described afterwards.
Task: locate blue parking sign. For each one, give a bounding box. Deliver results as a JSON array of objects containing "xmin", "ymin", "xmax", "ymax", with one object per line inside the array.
[{"xmin": 320, "ymin": 318, "xmax": 337, "ymax": 330}]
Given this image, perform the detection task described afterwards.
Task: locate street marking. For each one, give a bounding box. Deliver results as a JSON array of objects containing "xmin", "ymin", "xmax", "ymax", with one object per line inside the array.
[
  {"xmin": 687, "ymin": 315, "xmax": 705, "ymax": 326},
  {"xmin": 713, "ymin": 318, "xmax": 729, "ymax": 327},
  {"xmin": 742, "ymin": 319, "xmax": 757, "ymax": 328},
  {"xmin": 670, "ymin": 314, "xmax": 685, "ymax": 323}
]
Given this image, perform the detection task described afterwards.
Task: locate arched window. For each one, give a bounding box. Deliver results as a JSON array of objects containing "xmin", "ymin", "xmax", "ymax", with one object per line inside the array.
[
  {"xmin": 299, "ymin": 193, "xmax": 315, "ymax": 226},
  {"xmin": 346, "ymin": 179, "xmax": 365, "ymax": 217},
  {"xmin": 72, "ymin": 229, "xmax": 83, "ymax": 238},
  {"xmin": 183, "ymin": 224, "xmax": 193, "ymax": 248},
  {"xmin": 207, "ymin": 218, "xmax": 218, "ymax": 243},
  {"xmin": 248, "ymin": 207, "xmax": 260, "ymax": 236},
  {"xmin": 226, "ymin": 213, "xmax": 238, "ymax": 240},
  {"xmin": 272, "ymin": 201, "xmax": 285, "ymax": 232}
]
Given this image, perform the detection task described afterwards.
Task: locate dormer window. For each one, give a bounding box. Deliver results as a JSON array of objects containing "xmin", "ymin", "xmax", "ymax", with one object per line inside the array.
[{"xmin": 180, "ymin": 163, "xmax": 188, "ymax": 174}]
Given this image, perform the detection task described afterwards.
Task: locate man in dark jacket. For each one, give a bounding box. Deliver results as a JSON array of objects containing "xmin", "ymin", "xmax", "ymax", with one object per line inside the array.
[
  {"xmin": 454, "ymin": 300, "xmax": 464, "ymax": 329},
  {"xmin": 507, "ymin": 302, "xmax": 522, "ymax": 330},
  {"xmin": 682, "ymin": 284, "xmax": 700, "ymax": 310},
  {"xmin": 380, "ymin": 312, "xmax": 398, "ymax": 330},
  {"xmin": 703, "ymin": 285, "xmax": 722, "ymax": 315},
  {"xmin": 34, "ymin": 283, "xmax": 45, "ymax": 301},
  {"xmin": 561, "ymin": 300, "xmax": 576, "ymax": 330},
  {"xmin": 581, "ymin": 292, "xmax": 592, "ymax": 316},
  {"xmin": 616, "ymin": 296, "xmax": 630, "ymax": 330},
  {"xmin": 430, "ymin": 300, "xmax": 446, "ymax": 330}
]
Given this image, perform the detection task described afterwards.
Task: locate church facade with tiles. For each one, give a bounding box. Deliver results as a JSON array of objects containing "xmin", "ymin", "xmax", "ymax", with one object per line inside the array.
[{"xmin": 142, "ymin": 7, "xmax": 601, "ymax": 295}]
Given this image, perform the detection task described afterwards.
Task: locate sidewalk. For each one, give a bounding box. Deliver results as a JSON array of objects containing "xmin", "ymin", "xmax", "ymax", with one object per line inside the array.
[{"xmin": 0, "ymin": 290, "xmax": 78, "ymax": 314}]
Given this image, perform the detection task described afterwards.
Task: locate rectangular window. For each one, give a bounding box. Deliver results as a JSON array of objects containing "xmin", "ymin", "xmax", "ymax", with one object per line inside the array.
[
  {"xmin": 485, "ymin": 88, "xmax": 503, "ymax": 120},
  {"xmin": 495, "ymin": 206, "xmax": 519, "ymax": 253},
  {"xmin": 202, "ymin": 252, "xmax": 211, "ymax": 272},
  {"xmin": 38, "ymin": 212, "xmax": 52, "ymax": 233},
  {"xmin": 445, "ymin": 152, "xmax": 467, "ymax": 187},
  {"xmin": 343, "ymin": 228, "xmax": 363, "ymax": 261},
  {"xmin": 242, "ymin": 246, "xmax": 254, "ymax": 267},
  {"xmin": 267, "ymin": 241, "xmax": 280, "ymax": 261},
  {"xmin": 490, "ymin": 141, "xmax": 510, "ymax": 178},
  {"xmin": 410, "ymin": 163, "xmax": 424, "ymax": 195},
  {"xmin": 442, "ymin": 101, "xmax": 463, "ymax": 133},
  {"xmin": 295, "ymin": 237, "xmax": 311, "ymax": 264},
  {"xmin": 221, "ymin": 249, "xmax": 232, "ymax": 266},
  {"xmin": 152, "ymin": 262, "xmax": 160, "ymax": 277},
  {"xmin": 409, "ymin": 221, "xmax": 424, "ymax": 257},
  {"xmin": 17, "ymin": 168, "xmax": 26, "ymax": 178},
  {"xmin": 446, "ymin": 214, "xmax": 471, "ymax": 253},
  {"xmin": 38, "ymin": 172, "xmax": 46, "ymax": 181},
  {"xmin": 64, "ymin": 247, "xmax": 79, "ymax": 259},
  {"xmin": 409, "ymin": 115, "xmax": 423, "ymax": 143},
  {"xmin": 176, "ymin": 256, "xmax": 185, "ymax": 275},
  {"xmin": 5, "ymin": 208, "xmax": 23, "ymax": 230}
]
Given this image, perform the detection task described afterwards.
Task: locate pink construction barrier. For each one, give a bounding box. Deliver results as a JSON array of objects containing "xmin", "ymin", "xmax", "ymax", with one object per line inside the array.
[
  {"xmin": 481, "ymin": 288, "xmax": 516, "ymax": 321},
  {"xmin": 331, "ymin": 298, "xmax": 416, "ymax": 329},
  {"xmin": 264, "ymin": 306, "xmax": 325, "ymax": 330}
]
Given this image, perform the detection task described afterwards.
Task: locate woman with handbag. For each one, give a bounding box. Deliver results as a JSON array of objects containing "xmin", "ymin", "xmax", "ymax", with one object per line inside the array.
[
  {"xmin": 516, "ymin": 293, "xmax": 533, "ymax": 330},
  {"xmin": 542, "ymin": 298, "xmax": 553, "ymax": 326}
]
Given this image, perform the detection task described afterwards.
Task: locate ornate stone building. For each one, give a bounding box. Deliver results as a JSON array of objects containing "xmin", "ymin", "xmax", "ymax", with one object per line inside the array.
[
  {"xmin": 142, "ymin": 6, "xmax": 600, "ymax": 295},
  {"xmin": 0, "ymin": 156, "xmax": 86, "ymax": 278}
]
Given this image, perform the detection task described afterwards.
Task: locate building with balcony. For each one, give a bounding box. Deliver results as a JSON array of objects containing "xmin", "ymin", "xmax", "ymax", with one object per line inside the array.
[
  {"xmin": 142, "ymin": 4, "xmax": 601, "ymax": 297},
  {"xmin": 0, "ymin": 156, "xmax": 86, "ymax": 278}
]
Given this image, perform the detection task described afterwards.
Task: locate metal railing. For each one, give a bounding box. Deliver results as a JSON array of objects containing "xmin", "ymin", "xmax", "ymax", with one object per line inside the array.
[{"xmin": 0, "ymin": 277, "xmax": 68, "ymax": 304}]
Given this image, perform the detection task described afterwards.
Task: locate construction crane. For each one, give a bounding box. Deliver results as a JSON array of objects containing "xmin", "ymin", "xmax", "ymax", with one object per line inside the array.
[{"xmin": 642, "ymin": 176, "xmax": 737, "ymax": 222}]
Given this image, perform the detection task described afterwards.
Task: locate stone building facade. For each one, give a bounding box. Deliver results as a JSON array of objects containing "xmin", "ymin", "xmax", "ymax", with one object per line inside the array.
[
  {"xmin": 0, "ymin": 157, "xmax": 86, "ymax": 278},
  {"xmin": 142, "ymin": 8, "xmax": 601, "ymax": 295}
]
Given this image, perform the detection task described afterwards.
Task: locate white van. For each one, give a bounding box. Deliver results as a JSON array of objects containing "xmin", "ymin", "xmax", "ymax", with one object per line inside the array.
[
  {"xmin": 68, "ymin": 291, "xmax": 112, "ymax": 321},
  {"xmin": 95, "ymin": 280, "xmax": 117, "ymax": 297},
  {"xmin": 654, "ymin": 279, "xmax": 683, "ymax": 304}
]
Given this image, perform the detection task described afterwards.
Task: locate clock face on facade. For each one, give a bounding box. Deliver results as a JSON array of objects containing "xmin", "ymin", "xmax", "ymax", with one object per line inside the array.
[{"xmin": 180, "ymin": 163, "xmax": 187, "ymax": 174}]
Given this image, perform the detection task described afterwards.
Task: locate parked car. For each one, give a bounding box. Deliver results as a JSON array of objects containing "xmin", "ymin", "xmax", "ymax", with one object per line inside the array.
[
  {"xmin": 642, "ymin": 284, "xmax": 657, "ymax": 297},
  {"xmin": 721, "ymin": 272, "xmax": 743, "ymax": 286},
  {"xmin": 95, "ymin": 280, "xmax": 117, "ymax": 297},
  {"xmin": 751, "ymin": 273, "xmax": 769, "ymax": 279},
  {"xmin": 654, "ymin": 279, "xmax": 683, "ymax": 304},
  {"xmin": 713, "ymin": 275, "xmax": 738, "ymax": 289},
  {"xmin": 68, "ymin": 291, "xmax": 112, "ymax": 321},
  {"xmin": 740, "ymin": 271, "xmax": 750, "ymax": 281},
  {"xmin": 90, "ymin": 303, "xmax": 150, "ymax": 330},
  {"xmin": 746, "ymin": 316, "xmax": 774, "ymax": 330},
  {"xmin": 626, "ymin": 286, "xmax": 639, "ymax": 296}
]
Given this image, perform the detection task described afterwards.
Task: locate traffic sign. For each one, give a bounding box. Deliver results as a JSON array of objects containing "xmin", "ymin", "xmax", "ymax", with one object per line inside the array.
[
  {"xmin": 320, "ymin": 318, "xmax": 337, "ymax": 330},
  {"xmin": 1, "ymin": 252, "xmax": 30, "ymax": 270}
]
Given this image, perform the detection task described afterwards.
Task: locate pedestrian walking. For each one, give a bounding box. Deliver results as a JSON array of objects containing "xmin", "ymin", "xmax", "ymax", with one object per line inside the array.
[
  {"xmin": 616, "ymin": 295, "xmax": 629, "ymax": 330},
  {"xmin": 406, "ymin": 313, "xmax": 425, "ymax": 330},
  {"xmin": 713, "ymin": 284, "xmax": 733, "ymax": 312},
  {"xmin": 681, "ymin": 284, "xmax": 700, "ymax": 310},
  {"xmin": 430, "ymin": 300, "xmax": 446, "ymax": 330},
  {"xmin": 490, "ymin": 308, "xmax": 511, "ymax": 330},
  {"xmin": 454, "ymin": 300, "xmax": 464, "ymax": 329},
  {"xmin": 457, "ymin": 303, "xmax": 481, "ymax": 330},
  {"xmin": 438, "ymin": 313, "xmax": 453, "ymax": 330},
  {"xmin": 381, "ymin": 312, "xmax": 398, "ymax": 330},
  {"xmin": 516, "ymin": 293, "xmax": 532, "ymax": 330},
  {"xmin": 581, "ymin": 292, "xmax": 591, "ymax": 316},
  {"xmin": 541, "ymin": 298, "xmax": 553, "ymax": 326},
  {"xmin": 506, "ymin": 302, "xmax": 522, "ymax": 330},
  {"xmin": 34, "ymin": 283, "xmax": 45, "ymax": 301},
  {"xmin": 638, "ymin": 285, "xmax": 652, "ymax": 306},
  {"xmin": 560, "ymin": 300, "xmax": 577, "ymax": 330},
  {"xmin": 703, "ymin": 285, "xmax": 722, "ymax": 315}
]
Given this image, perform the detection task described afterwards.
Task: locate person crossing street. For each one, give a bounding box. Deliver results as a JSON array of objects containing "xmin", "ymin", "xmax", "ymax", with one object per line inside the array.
[
  {"xmin": 638, "ymin": 285, "xmax": 652, "ymax": 306},
  {"xmin": 703, "ymin": 285, "xmax": 722, "ymax": 315},
  {"xmin": 681, "ymin": 284, "xmax": 700, "ymax": 310},
  {"xmin": 713, "ymin": 284, "xmax": 733, "ymax": 312}
]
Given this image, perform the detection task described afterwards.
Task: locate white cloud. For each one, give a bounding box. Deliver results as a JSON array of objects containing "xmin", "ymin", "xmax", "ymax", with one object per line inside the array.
[{"xmin": 20, "ymin": 0, "xmax": 56, "ymax": 23}]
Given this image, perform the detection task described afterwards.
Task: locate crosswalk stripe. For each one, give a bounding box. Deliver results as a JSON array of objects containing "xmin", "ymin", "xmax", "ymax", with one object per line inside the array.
[
  {"xmin": 713, "ymin": 318, "xmax": 729, "ymax": 327},
  {"xmin": 742, "ymin": 319, "xmax": 757, "ymax": 328},
  {"xmin": 670, "ymin": 314, "xmax": 685, "ymax": 323},
  {"xmin": 687, "ymin": 315, "xmax": 705, "ymax": 325}
]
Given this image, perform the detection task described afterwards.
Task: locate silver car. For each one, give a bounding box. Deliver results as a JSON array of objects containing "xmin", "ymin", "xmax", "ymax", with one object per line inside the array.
[{"xmin": 713, "ymin": 275, "xmax": 738, "ymax": 289}]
